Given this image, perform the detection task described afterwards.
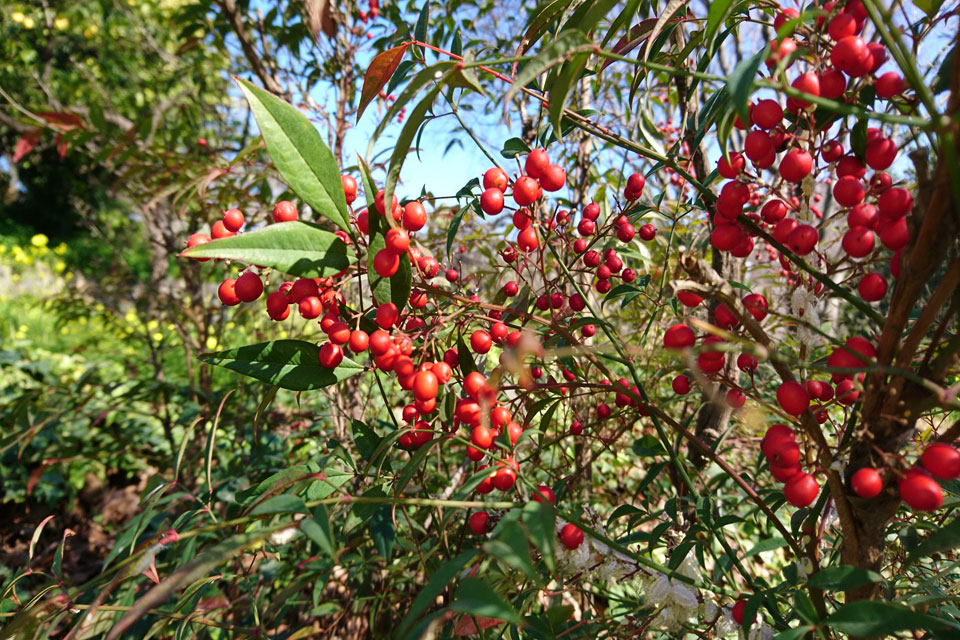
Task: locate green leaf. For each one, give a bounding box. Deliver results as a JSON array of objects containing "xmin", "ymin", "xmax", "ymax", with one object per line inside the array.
[
  {"xmin": 806, "ymin": 566, "xmax": 883, "ymax": 591},
  {"xmin": 396, "ymin": 550, "xmax": 478, "ymax": 637},
  {"xmin": 826, "ymin": 601, "xmax": 947, "ymax": 636},
  {"xmin": 548, "ymin": 51, "xmax": 590, "ymax": 141},
  {"xmin": 181, "ymin": 221, "xmax": 353, "ymax": 278},
  {"xmin": 484, "ymin": 522, "xmax": 538, "ymax": 581},
  {"xmin": 447, "ymin": 200, "xmax": 475, "ymax": 258},
  {"xmin": 522, "ymin": 501, "xmax": 555, "ymax": 574},
  {"xmin": 301, "ymin": 509, "xmax": 337, "ymax": 558},
  {"xmin": 906, "ymin": 517, "xmax": 960, "ymax": 564},
  {"xmin": 357, "ymin": 44, "xmax": 410, "ymax": 122},
  {"xmin": 726, "ymin": 48, "xmax": 766, "ymax": 123},
  {"xmin": 644, "ymin": 0, "xmax": 687, "ymax": 63},
  {"xmin": 501, "ymin": 137, "xmax": 532, "ymax": 159},
  {"xmin": 234, "ymin": 77, "xmax": 349, "ymax": 232},
  {"xmin": 505, "ymin": 30, "xmax": 593, "ymax": 106},
  {"xmin": 393, "ymin": 437, "xmax": 440, "ymax": 495},
  {"xmin": 744, "ymin": 536, "xmax": 786, "ymax": 557},
  {"xmin": 370, "ymin": 505, "xmax": 395, "ymax": 559},
  {"xmin": 250, "ymin": 494, "xmax": 306, "ymax": 516},
  {"xmin": 200, "ymin": 340, "xmax": 364, "ymax": 391},
  {"xmin": 521, "ymin": 0, "xmax": 574, "ymax": 55},
  {"xmin": 352, "ymin": 420, "xmax": 382, "ymax": 463},
  {"xmin": 705, "ymin": 0, "xmax": 735, "ymax": 49},
  {"xmin": 383, "ymin": 84, "xmax": 443, "ymax": 236},
  {"xmin": 414, "ymin": 1, "xmax": 429, "ymax": 45},
  {"xmin": 772, "ymin": 626, "xmax": 813, "ymax": 640},
  {"xmin": 456, "ymin": 333, "xmax": 478, "ymax": 375},
  {"xmin": 561, "ymin": 0, "xmax": 621, "ymax": 36},
  {"xmin": 450, "ymin": 577, "xmax": 523, "ymax": 625},
  {"xmin": 850, "ymin": 118, "xmax": 868, "ymax": 159},
  {"xmin": 366, "ymin": 207, "xmax": 413, "ymax": 310}
]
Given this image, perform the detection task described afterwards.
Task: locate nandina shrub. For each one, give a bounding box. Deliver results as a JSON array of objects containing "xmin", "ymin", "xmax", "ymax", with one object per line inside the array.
[{"xmin": 5, "ymin": 1, "xmax": 960, "ymax": 638}]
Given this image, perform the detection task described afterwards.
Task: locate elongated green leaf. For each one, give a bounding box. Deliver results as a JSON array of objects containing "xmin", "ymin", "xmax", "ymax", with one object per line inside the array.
[
  {"xmin": 826, "ymin": 601, "xmax": 947, "ymax": 636},
  {"xmin": 447, "ymin": 200, "xmax": 475, "ymax": 258},
  {"xmin": 562, "ymin": 0, "xmax": 621, "ymax": 36},
  {"xmin": 906, "ymin": 517, "xmax": 960, "ymax": 564},
  {"xmin": 366, "ymin": 187, "xmax": 413, "ymax": 309},
  {"xmin": 484, "ymin": 522, "xmax": 538, "ymax": 582},
  {"xmin": 521, "ymin": 0, "xmax": 574, "ymax": 55},
  {"xmin": 357, "ymin": 44, "xmax": 410, "ymax": 122},
  {"xmin": 383, "ymin": 82, "xmax": 443, "ymax": 234},
  {"xmin": 250, "ymin": 494, "xmax": 306, "ymax": 516},
  {"xmin": 726, "ymin": 48, "xmax": 766, "ymax": 123},
  {"xmin": 705, "ymin": 0, "xmax": 734, "ymax": 48},
  {"xmin": 505, "ymin": 30, "xmax": 593, "ymax": 105},
  {"xmin": 450, "ymin": 577, "xmax": 523, "ymax": 625},
  {"xmin": 394, "ymin": 437, "xmax": 440, "ymax": 495},
  {"xmin": 644, "ymin": 0, "xmax": 687, "ymax": 62},
  {"xmin": 549, "ymin": 51, "xmax": 590, "ymax": 141},
  {"xmin": 370, "ymin": 505, "xmax": 395, "ymax": 559},
  {"xmin": 200, "ymin": 340, "xmax": 364, "ymax": 391},
  {"xmin": 806, "ymin": 566, "xmax": 882, "ymax": 591},
  {"xmin": 522, "ymin": 501, "xmax": 555, "ymax": 574},
  {"xmin": 772, "ymin": 626, "xmax": 812, "ymax": 640},
  {"xmin": 234, "ymin": 78, "xmax": 349, "ymax": 232},
  {"xmin": 396, "ymin": 550, "xmax": 478, "ymax": 637},
  {"xmin": 301, "ymin": 509, "xmax": 336, "ymax": 558},
  {"xmin": 181, "ymin": 221, "xmax": 353, "ymax": 278},
  {"xmin": 414, "ymin": 1, "xmax": 429, "ymax": 44}
]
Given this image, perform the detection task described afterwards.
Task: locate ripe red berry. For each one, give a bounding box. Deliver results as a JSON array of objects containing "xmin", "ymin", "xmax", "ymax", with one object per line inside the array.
[
  {"xmin": 851, "ymin": 467, "xmax": 883, "ymax": 498},
  {"xmin": 833, "ymin": 176, "xmax": 866, "ymax": 207},
  {"xmin": 375, "ymin": 302, "xmax": 398, "ymax": 329},
  {"xmin": 857, "ymin": 273, "xmax": 887, "ymax": 302},
  {"xmin": 413, "ymin": 370, "xmax": 439, "ymax": 402},
  {"xmin": 525, "ymin": 149, "xmax": 549, "ymax": 179},
  {"xmin": 899, "ymin": 468, "xmax": 943, "ymax": 511},
  {"xmin": 349, "ymin": 330, "xmax": 369, "ymax": 353},
  {"xmin": 876, "ymin": 71, "xmax": 904, "ymax": 98},
  {"xmin": 273, "ymin": 200, "xmax": 298, "ymax": 223},
  {"xmin": 211, "ymin": 220, "xmax": 235, "ymax": 239},
  {"xmin": 744, "ymin": 130, "xmax": 773, "ymax": 161},
  {"xmin": 318, "ymin": 342, "xmax": 344, "ymax": 369},
  {"xmin": 222, "ymin": 208, "xmax": 244, "ymax": 232},
  {"xmin": 786, "ymin": 224, "xmax": 818, "ymax": 255},
  {"xmin": 493, "ymin": 466, "xmax": 517, "ymax": 491},
  {"xmin": 532, "ymin": 485, "xmax": 556, "ymax": 504},
  {"xmin": 235, "ymin": 272, "xmax": 264, "ymax": 302},
  {"xmin": 784, "ymin": 472, "xmax": 819, "ymax": 507},
  {"xmin": 672, "ymin": 374, "xmax": 691, "ymax": 395},
  {"xmin": 841, "ymin": 226, "xmax": 875, "ymax": 258},
  {"xmin": 373, "ymin": 248, "xmax": 400, "ymax": 278},
  {"xmin": 480, "ymin": 187, "xmax": 505, "ymax": 215},
  {"xmin": 540, "ymin": 164, "xmax": 566, "ymax": 192},
  {"xmin": 626, "ymin": 172, "xmax": 645, "ymax": 194},
  {"xmin": 559, "ymin": 523, "xmax": 584, "ymax": 549},
  {"xmin": 470, "ymin": 330, "xmax": 492, "ymax": 354},
  {"xmin": 751, "ymin": 99, "xmax": 783, "ymax": 130},
  {"xmin": 718, "ymin": 152, "xmax": 745, "ymax": 178},
  {"xmin": 517, "ymin": 227, "xmax": 539, "ymax": 252},
  {"xmin": 865, "ymin": 137, "xmax": 897, "ymax": 171},
  {"xmin": 732, "ymin": 600, "xmax": 747, "ymax": 625},
  {"xmin": 402, "ymin": 201, "xmax": 427, "ymax": 231},
  {"xmin": 663, "ymin": 324, "xmax": 696, "ymax": 349},
  {"xmin": 920, "ymin": 443, "xmax": 960, "ymax": 480},
  {"xmin": 738, "ymin": 353, "xmax": 758, "ymax": 372},
  {"xmin": 779, "ymin": 149, "xmax": 813, "ymax": 182},
  {"xmin": 790, "ymin": 73, "xmax": 820, "ymax": 107},
  {"xmin": 218, "ymin": 278, "xmax": 241, "ymax": 306},
  {"xmin": 777, "ymin": 380, "xmax": 810, "ymax": 416},
  {"xmin": 483, "ymin": 167, "xmax": 508, "ymax": 191},
  {"xmin": 761, "ymin": 200, "xmax": 788, "ymax": 223},
  {"xmin": 468, "ymin": 510, "xmax": 490, "ymax": 534}
]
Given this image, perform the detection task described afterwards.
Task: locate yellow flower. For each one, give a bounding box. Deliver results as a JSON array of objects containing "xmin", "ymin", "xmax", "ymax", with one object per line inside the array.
[
  {"xmin": 54, "ymin": 243, "xmax": 68, "ymax": 255},
  {"xmin": 60, "ymin": 326, "xmax": 69, "ymax": 335},
  {"xmin": 18, "ymin": 324, "xmax": 28, "ymax": 334},
  {"xmin": 31, "ymin": 234, "xmax": 48, "ymax": 248},
  {"xmin": 124, "ymin": 310, "xmax": 137, "ymax": 325},
  {"xmin": 22, "ymin": 16, "xmax": 35, "ymax": 29},
  {"xmin": 205, "ymin": 336, "xmax": 218, "ymax": 350},
  {"xmin": 54, "ymin": 260, "xmax": 66, "ymax": 273},
  {"xmin": 11, "ymin": 11, "xmax": 24, "ymax": 23},
  {"xmin": 53, "ymin": 16, "xmax": 68, "ymax": 30},
  {"xmin": 146, "ymin": 319, "xmax": 159, "ymax": 331},
  {"xmin": 83, "ymin": 24, "xmax": 98, "ymax": 39},
  {"xmin": 152, "ymin": 332, "xmax": 164, "ymax": 342}
]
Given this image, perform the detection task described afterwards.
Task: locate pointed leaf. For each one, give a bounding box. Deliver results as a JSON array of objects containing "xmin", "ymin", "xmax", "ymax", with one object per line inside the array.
[
  {"xmin": 181, "ymin": 221, "xmax": 353, "ymax": 277},
  {"xmin": 826, "ymin": 601, "xmax": 947, "ymax": 636},
  {"xmin": 505, "ymin": 30, "xmax": 593, "ymax": 105},
  {"xmin": 301, "ymin": 509, "xmax": 337, "ymax": 558},
  {"xmin": 200, "ymin": 340, "xmax": 364, "ymax": 391},
  {"xmin": 726, "ymin": 48, "xmax": 766, "ymax": 123},
  {"xmin": 396, "ymin": 550, "xmax": 478, "ymax": 637},
  {"xmin": 806, "ymin": 566, "xmax": 882, "ymax": 591},
  {"xmin": 358, "ymin": 44, "xmax": 410, "ymax": 122},
  {"xmin": 235, "ymin": 77, "xmax": 350, "ymax": 232},
  {"xmin": 450, "ymin": 577, "xmax": 523, "ymax": 625},
  {"xmin": 251, "ymin": 494, "xmax": 307, "ymax": 516}
]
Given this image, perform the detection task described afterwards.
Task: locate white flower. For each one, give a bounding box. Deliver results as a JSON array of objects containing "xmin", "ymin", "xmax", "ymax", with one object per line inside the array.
[
  {"xmin": 748, "ymin": 624, "xmax": 775, "ymax": 640},
  {"xmin": 269, "ymin": 527, "xmax": 298, "ymax": 546}
]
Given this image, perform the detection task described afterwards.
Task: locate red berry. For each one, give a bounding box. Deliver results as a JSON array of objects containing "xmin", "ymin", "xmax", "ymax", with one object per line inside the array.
[
  {"xmin": 732, "ymin": 600, "xmax": 747, "ymax": 625},
  {"xmin": 790, "ymin": 73, "xmax": 820, "ymax": 107},
  {"xmin": 483, "ymin": 167, "xmax": 508, "ymax": 191},
  {"xmin": 375, "ymin": 303, "xmax": 399, "ymax": 329},
  {"xmin": 222, "ymin": 208, "xmax": 244, "ymax": 232},
  {"xmin": 532, "ymin": 485, "xmax": 556, "ymax": 504},
  {"xmin": 876, "ymin": 72, "xmax": 904, "ymax": 99},
  {"xmin": 786, "ymin": 224, "xmax": 818, "ymax": 255},
  {"xmin": 468, "ymin": 511, "xmax": 490, "ymax": 534},
  {"xmin": 920, "ymin": 443, "xmax": 960, "ymax": 480},
  {"xmin": 525, "ymin": 149, "xmax": 549, "ymax": 179},
  {"xmin": 235, "ymin": 272, "xmax": 263, "ymax": 302},
  {"xmin": 627, "ymin": 172, "xmax": 645, "ymax": 194},
  {"xmin": 761, "ymin": 199, "xmax": 788, "ymax": 223},
  {"xmin": 899, "ymin": 468, "xmax": 943, "ymax": 511},
  {"xmin": 480, "ymin": 188, "xmax": 505, "ymax": 215},
  {"xmin": 341, "ymin": 175, "xmax": 358, "ymax": 204},
  {"xmin": 517, "ymin": 227, "xmax": 539, "ymax": 252},
  {"xmin": 780, "ymin": 149, "xmax": 813, "ymax": 182},
  {"xmin": 777, "ymin": 380, "xmax": 810, "ymax": 416},
  {"xmin": 273, "ymin": 200, "xmax": 298, "ymax": 223},
  {"xmin": 718, "ymin": 152, "xmax": 745, "ymax": 178},
  {"xmin": 639, "ymin": 224, "xmax": 656, "ymax": 241},
  {"xmin": 373, "ymin": 248, "xmax": 400, "ymax": 278},
  {"xmin": 833, "ymin": 176, "xmax": 865, "ymax": 207},
  {"xmin": 349, "ymin": 330, "xmax": 369, "ymax": 353},
  {"xmin": 540, "ymin": 164, "xmax": 566, "ymax": 192},
  {"xmin": 784, "ymin": 472, "xmax": 819, "ymax": 507},
  {"xmin": 841, "ymin": 226, "xmax": 875, "ymax": 258},
  {"xmin": 559, "ymin": 523, "xmax": 584, "ymax": 550},
  {"xmin": 851, "ymin": 468, "xmax": 883, "ymax": 498},
  {"xmin": 858, "ymin": 273, "xmax": 887, "ymax": 302},
  {"xmin": 318, "ymin": 342, "xmax": 344, "ymax": 369},
  {"xmin": 402, "ymin": 201, "xmax": 427, "ymax": 231},
  {"xmin": 218, "ymin": 278, "xmax": 241, "ymax": 306},
  {"xmin": 211, "ymin": 220, "xmax": 235, "ymax": 239},
  {"xmin": 471, "ymin": 330, "xmax": 492, "ymax": 354},
  {"xmin": 663, "ymin": 324, "xmax": 696, "ymax": 350}
]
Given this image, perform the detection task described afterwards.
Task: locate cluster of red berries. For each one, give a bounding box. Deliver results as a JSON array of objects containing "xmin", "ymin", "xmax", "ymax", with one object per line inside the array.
[
  {"xmin": 762, "ymin": 424, "xmax": 819, "ymax": 507},
  {"xmin": 852, "ymin": 442, "xmax": 959, "ymax": 510}
]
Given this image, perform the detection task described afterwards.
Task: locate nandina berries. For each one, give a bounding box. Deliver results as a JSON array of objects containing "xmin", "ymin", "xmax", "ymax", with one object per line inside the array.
[
  {"xmin": 273, "ymin": 200, "xmax": 298, "ymax": 222},
  {"xmin": 468, "ymin": 511, "xmax": 490, "ymax": 534},
  {"xmin": 776, "ymin": 380, "xmax": 810, "ymax": 415},
  {"xmin": 235, "ymin": 272, "xmax": 263, "ymax": 302},
  {"xmin": 222, "ymin": 208, "xmax": 244, "ymax": 232},
  {"xmin": 663, "ymin": 324, "xmax": 695, "ymax": 349},
  {"xmin": 373, "ymin": 248, "xmax": 400, "ymax": 278},
  {"xmin": 784, "ymin": 472, "xmax": 819, "ymax": 507},
  {"xmin": 513, "ymin": 175, "xmax": 542, "ymax": 206},
  {"xmin": 540, "ymin": 164, "xmax": 566, "ymax": 191},
  {"xmin": 480, "ymin": 187, "xmax": 505, "ymax": 215},
  {"xmin": 470, "ymin": 330, "xmax": 492, "ymax": 354},
  {"xmin": 899, "ymin": 468, "xmax": 943, "ymax": 511},
  {"xmin": 532, "ymin": 485, "xmax": 556, "ymax": 503},
  {"xmin": 483, "ymin": 167, "xmax": 508, "ymax": 190},
  {"xmin": 920, "ymin": 443, "xmax": 960, "ymax": 480},
  {"xmin": 412, "ymin": 370, "xmax": 439, "ymax": 402},
  {"xmin": 218, "ymin": 278, "xmax": 240, "ymax": 306},
  {"xmin": 780, "ymin": 149, "xmax": 813, "ymax": 182},
  {"xmin": 559, "ymin": 523, "xmax": 584, "ymax": 550},
  {"xmin": 318, "ymin": 342, "xmax": 344, "ymax": 369},
  {"xmin": 672, "ymin": 374, "xmax": 691, "ymax": 395},
  {"xmin": 402, "ymin": 201, "xmax": 427, "ymax": 231},
  {"xmin": 858, "ymin": 273, "xmax": 887, "ymax": 301},
  {"xmin": 841, "ymin": 226, "xmax": 875, "ymax": 258},
  {"xmin": 851, "ymin": 467, "xmax": 883, "ymax": 498},
  {"xmin": 385, "ymin": 227, "xmax": 410, "ymax": 253},
  {"xmin": 341, "ymin": 175, "xmax": 358, "ymax": 204}
]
